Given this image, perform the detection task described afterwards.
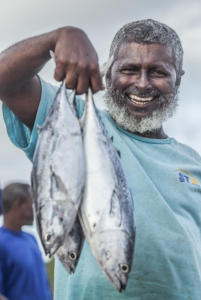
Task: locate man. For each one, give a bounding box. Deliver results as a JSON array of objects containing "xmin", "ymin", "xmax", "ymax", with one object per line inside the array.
[
  {"xmin": 0, "ymin": 188, "xmax": 2, "ymax": 216},
  {"xmin": 0, "ymin": 19, "xmax": 201, "ymax": 299},
  {"xmin": 0, "ymin": 182, "xmax": 52, "ymax": 300}
]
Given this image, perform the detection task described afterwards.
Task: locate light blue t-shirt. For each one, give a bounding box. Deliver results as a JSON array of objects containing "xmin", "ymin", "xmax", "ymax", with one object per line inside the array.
[{"xmin": 3, "ymin": 78, "xmax": 201, "ymax": 300}]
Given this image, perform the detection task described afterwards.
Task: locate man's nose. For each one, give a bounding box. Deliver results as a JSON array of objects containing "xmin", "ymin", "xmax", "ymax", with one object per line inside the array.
[{"xmin": 135, "ymin": 70, "xmax": 151, "ymax": 91}]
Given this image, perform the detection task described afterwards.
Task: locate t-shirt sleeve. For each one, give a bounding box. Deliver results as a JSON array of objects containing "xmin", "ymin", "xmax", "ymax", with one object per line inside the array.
[
  {"xmin": 0, "ymin": 246, "xmax": 5, "ymax": 295},
  {"xmin": 2, "ymin": 78, "xmax": 84, "ymax": 162},
  {"xmin": 2, "ymin": 78, "xmax": 58, "ymax": 161},
  {"xmin": 0, "ymin": 266, "xmax": 3, "ymax": 294}
]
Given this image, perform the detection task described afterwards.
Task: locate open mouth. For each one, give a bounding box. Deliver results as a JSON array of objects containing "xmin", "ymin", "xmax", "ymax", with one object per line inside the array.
[{"xmin": 128, "ymin": 94, "xmax": 154, "ymax": 106}]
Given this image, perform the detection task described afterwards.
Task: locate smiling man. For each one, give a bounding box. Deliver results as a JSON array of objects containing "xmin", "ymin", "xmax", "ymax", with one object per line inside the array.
[
  {"xmin": 0, "ymin": 19, "xmax": 201, "ymax": 300},
  {"xmin": 104, "ymin": 20, "xmax": 184, "ymax": 138}
]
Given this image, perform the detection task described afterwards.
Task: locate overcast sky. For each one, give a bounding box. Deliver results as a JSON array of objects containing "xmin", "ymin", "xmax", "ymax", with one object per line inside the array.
[{"xmin": 1, "ymin": 0, "xmax": 201, "ymax": 185}]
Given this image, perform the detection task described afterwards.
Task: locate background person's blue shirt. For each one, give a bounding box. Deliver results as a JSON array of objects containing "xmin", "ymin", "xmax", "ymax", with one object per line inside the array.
[
  {"xmin": 0, "ymin": 189, "xmax": 2, "ymax": 215},
  {"xmin": 0, "ymin": 226, "xmax": 52, "ymax": 300},
  {"xmin": 2, "ymin": 78, "xmax": 201, "ymax": 299}
]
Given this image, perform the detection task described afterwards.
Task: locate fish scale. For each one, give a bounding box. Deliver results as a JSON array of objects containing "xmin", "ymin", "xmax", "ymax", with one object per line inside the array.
[
  {"xmin": 79, "ymin": 89, "xmax": 136, "ymax": 292},
  {"xmin": 31, "ymin": 82, "xmax": 85, "ymax": 257}
]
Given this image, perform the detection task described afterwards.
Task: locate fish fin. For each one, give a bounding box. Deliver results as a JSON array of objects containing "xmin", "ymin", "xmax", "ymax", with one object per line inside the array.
[
  {"xmin": 109, "ymin": 189, "xmax": 122, "ymax": 226},
  {"xmin": 80, "ymin": 88, "xmax": 96, "ymax": 130},
  {"xmin": 68, "ymin": 90, "xmax": 80, "ymax": 119},
  {"xmin": 79, "ymin": 95, "xmax": 88, "ymax": 130},
  {"xmin": 50, "ymin": 166, "xmax": 68, "ymax": 198},
  {"xmin": 68, "ymin": 90, "xmax": 76, "ymax": 106}
]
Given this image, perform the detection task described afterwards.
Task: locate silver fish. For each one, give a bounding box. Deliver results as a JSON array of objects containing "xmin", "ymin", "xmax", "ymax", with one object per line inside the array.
[
  {"xmin": 31, "ymin": 82, "xmax": 85, "ymax": 257},
  {"xmin": 79, "ymin": 89, "xmax": 136, "ymax": 292},
  {"xmin": 56, "ymin": 217, "xmax": 84, "ymax": 273}
]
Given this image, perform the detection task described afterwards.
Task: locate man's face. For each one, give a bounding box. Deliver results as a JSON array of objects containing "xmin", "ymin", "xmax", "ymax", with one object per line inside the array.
[
  {"xmin": 19, "ymin": 195, "xmax": 34, "ymax": 226},
  {"xmin": 105, "ymin": 42, "xmax": 180, "ymax": 134}
]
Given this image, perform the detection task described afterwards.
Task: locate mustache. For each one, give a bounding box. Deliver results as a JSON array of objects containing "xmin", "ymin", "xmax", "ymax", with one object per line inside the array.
[
  {"xmin": 123, "ymin": 87, "xmax": 161, "ymax": 99},
  {"xmin": 106, "ymin": 86, "xmax": 162, "ymax": 106}
]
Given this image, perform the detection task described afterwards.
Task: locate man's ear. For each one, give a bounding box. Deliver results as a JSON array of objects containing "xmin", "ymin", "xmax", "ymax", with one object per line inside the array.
[
  {"xmin": 105, "ymin": 69, "xmax": 112, "ymax": 88},
  {"xmin": 12, "ymin": 199, "xmax": 22, "ymax": 211},
  {"xmin": 176, "ymin": 70, "xmax": 185, "ymax": 86}
]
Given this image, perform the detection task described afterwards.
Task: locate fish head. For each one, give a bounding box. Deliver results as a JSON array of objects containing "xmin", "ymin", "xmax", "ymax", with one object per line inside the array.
[
  {"xmin": 65, "ymin": 226, "xmax": 84, "ymax": 272},
  {"xmin": 94, "ymin": 230, "xmax": 135, "ymax": 292},
  {"xmin": 57, "ymin": 247, "xmax": 79, "ymax": 274},
  {"xmin": 59, "ymin": 239, "xmax": 83, "ymax": 274},
  {"xmin": 57, "ymin": 221, "xmax": 84, "ymax": 274},
  {"xmin": 36, "ymin": 202, "xmax": 66, "ymax": 256}
]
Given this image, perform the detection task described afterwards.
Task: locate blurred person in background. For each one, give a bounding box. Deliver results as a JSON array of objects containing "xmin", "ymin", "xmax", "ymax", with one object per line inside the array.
[
  {"xmin": 0, "ymin": 188, "xmax": 2, "ymax": 215},
  {"xmin": 0, "ymin": 19, "xmax": 201, "ymax": 300},
  {"xmin": 0, "ymin": 182, "xmax": 52, "ymax": 300}
]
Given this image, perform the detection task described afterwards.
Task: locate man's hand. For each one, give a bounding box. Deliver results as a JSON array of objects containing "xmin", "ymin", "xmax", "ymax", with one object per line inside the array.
[
  {"xmin": 53, "ymin": 27, "xmax": 104, "ymax": 94},
  {"xmin": 0, "ymin": 26, "xmax": 103, "ymax": 128}
]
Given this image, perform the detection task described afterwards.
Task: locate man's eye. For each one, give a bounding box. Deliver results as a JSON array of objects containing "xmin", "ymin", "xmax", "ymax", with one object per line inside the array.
[
  {"xmin": 120, "ymin": 69, "xmax": 138, "ymax": 75},
  {"xmin": 150, "ymin": 70, "xmax": 167, "ymax": 77}
]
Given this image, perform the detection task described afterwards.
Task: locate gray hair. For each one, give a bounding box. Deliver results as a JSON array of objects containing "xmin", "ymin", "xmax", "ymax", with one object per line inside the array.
[
  {"xmin": 2, "ymin": 182, "xmax": 31, "ymax": 214},
  {"xmin": 107, "ymin": 19, "xmax": 183, "ymax": 78}
]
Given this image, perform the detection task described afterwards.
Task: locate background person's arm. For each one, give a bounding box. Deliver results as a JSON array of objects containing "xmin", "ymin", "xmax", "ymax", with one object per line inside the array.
[
  {"xmin": 0, "ymin": 26, "xmax": 103, "ymax": 129},
  {"xmin": 0, "ymin": 266, "xmax": 7, "ymax": 300}
]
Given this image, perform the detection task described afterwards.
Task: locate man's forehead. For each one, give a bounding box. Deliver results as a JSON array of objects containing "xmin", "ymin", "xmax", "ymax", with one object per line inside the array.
[{"xmin": 115, "ymin": 41, "xmax": 175, "ymax": 65}]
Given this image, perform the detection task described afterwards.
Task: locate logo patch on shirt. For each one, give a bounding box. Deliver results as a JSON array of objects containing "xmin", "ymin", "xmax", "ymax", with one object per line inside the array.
[{"xmin": 176, "ymin": 169, "xmax": 200, "ymax": 186}]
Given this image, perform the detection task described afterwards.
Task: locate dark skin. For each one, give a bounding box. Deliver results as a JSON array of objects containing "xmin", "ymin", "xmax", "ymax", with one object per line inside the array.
[
  {"xmin": 0, "ymin": 26, "xmax": 104, "ymax": 129},
  {"xmin": 0, "ymin": 294, "xmax": 8, "ymax": 300},
  {"xmin": 106, "ymin": 42, "xmax": 184, "ymax": 139},
  {"xmin": 3, "ymin": 194, "xmax": 34, "ymax": 232},
  {"xmin": 0, "ymin": 28, "xmax": 183, "ymax": 138}
]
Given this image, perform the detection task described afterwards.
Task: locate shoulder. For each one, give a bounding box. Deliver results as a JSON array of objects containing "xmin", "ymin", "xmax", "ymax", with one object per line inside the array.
[
  {"xmin": 22, "ymin": 231, "xmax": 37, "ymax": 243},
  {"xmin": 172, "ymin": 138, "xmax": 201, "ymax": 164},
  {"xmin": 0, "ymin": 227, "xmax": 8, "ymax": 240},
  {"xmin": 0, "ymin": 228, "xmax": 9, "ymax": 255}
]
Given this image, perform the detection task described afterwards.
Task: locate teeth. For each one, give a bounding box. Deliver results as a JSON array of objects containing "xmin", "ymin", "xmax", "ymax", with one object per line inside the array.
[{"xmin": 129, "ymin": 94, "xmax": 153, "ymax": 102}]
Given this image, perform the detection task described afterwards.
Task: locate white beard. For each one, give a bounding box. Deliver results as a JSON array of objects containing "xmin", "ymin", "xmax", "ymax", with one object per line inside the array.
[{"xmin": 104, "ymin": 88, "xmax": 179, "ymax": 134}]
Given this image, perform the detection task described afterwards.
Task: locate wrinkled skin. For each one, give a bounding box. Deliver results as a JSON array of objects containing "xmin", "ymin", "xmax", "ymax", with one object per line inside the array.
[{"xmin": 106, "ymin": 42, "xmax": 184, "ymax": 138}]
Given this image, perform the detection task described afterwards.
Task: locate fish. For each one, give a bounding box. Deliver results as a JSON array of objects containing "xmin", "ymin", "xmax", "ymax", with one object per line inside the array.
[
  {"xmin": 56, "ymin": 217, "xmax": 84, "ymax": 273},
  {"xmin": 79, "ymin": 89, "xmax": 136, "ymax": 292},
  {"xmin": 31, "ymin": 82, "xmax": 85, "ymax": 257}
]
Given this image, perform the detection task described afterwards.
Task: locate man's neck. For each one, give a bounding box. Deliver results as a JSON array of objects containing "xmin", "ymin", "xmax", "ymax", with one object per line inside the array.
[
  {"xmin": 3, "ymin": 215, "xmax": 22, "ymax": 231},
  {"xmin": 132, "ymin": 126, "xmax": 168, "ymax": 139}
]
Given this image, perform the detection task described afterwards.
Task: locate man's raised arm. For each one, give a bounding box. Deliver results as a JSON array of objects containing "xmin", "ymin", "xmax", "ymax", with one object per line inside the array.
[{"xmin": 0, "ymin": 26, "xmax": 103, "ymax": 129}]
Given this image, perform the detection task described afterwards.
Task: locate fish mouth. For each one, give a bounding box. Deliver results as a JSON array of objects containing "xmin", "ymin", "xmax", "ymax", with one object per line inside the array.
[
  {"xmin": 68, "ymin": 265, "xmax": 76, "ymax": 274},
  {"xmin": 104, "ymin": 270, "xmax": 127, "ymax": 292},
  {"xmin": 47, "ymin": 244, "xmax": 59, "ymax": 257},
  {"xmin": 63, "ymin": 262, "xmax": 76, "ymax": 274},
  {"xmin": 45, "ymin": 237, "xmax": 63, "ymax": 257}
]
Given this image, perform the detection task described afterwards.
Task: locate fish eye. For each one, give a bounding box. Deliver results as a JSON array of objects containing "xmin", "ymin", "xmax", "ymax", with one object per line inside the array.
[
  {"xmin": 119, "ymin": 264, "xmax": 129, "ymax": 273},
  {"xmin": 45, "ymin": 233, "xmax": 52, "ymax": 242},
  {"xmin": 68, "ymin": 252, "xmax": 77, "ymax": 261}
]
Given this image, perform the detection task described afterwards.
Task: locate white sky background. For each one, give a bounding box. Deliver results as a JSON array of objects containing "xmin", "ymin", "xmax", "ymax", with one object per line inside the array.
[{"xmin": 1, "ymin": 0, "xmax": 201, "ymax": 185}]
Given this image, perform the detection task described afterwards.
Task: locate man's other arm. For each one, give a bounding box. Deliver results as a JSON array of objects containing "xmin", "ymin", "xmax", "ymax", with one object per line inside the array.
[{"xmin": 0, "ymin": 27, "xmax": 103, "ymax": 129}]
